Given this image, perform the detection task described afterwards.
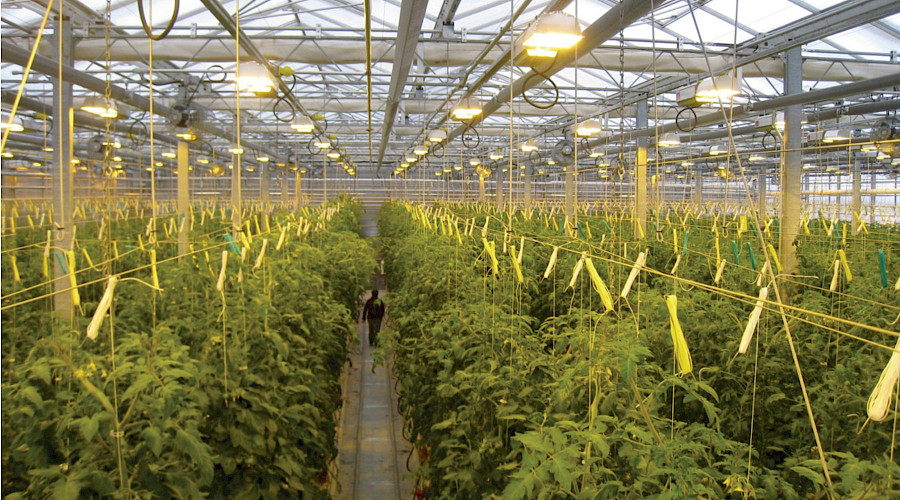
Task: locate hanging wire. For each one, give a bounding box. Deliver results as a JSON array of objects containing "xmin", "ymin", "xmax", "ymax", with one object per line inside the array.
[
  {"xmin": 0, "ymin": 0, "xmax": 54, "ymax": 156},
  {"xmin": 137, "ymin": 0, "xmax": 179, "ymax": 41},
  {"xmin": 685, "ymin": 0, "xmax": 837, "ymax": 493}
]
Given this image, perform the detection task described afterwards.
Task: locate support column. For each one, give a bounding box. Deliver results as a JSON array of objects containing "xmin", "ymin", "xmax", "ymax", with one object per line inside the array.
[
  {"xmin": 694, "ymin": 172, "xmax": 703, "ymax": 205},
  {"xmin": 259, "ymin": 162, "xmax": 270, "ymax": 231},
  {"xmin": 780, "ymin": 47, "xmax": 803, "ymax": 274},
  {"xmin": 524, "ymin": 167, "xmax": 533, "ymax": 210},
  {"xmin": 634, "ymin": 99, "xmax": 649, "ymax": 239},
  {"xmin": 52, "ymin": 15, "xmax": 74, "ymax": 315},
  {"xmin": 496, "ymin": 167, "xmax": 505, "ymax": 208},
  {"xmin": 280, "ymin": 172, "xmax": 288, "ymax": 207},
  {"xmin": 851, "ymin": 160, "xmax": 862, "ymax": 234},
  {"xmin": 564, "ymin": 169, "xmax": 575, "ymax": 218},
  {"xmin": 176, "ymin": 140, "xmax": 190, "ymax": 257},
  {"xmin": 295, "ymin": 171, "xmax": 302, "ymax": 207},
  {"xmin": 322, "ymin": 157, "xmax": 328, "ymax": 204},
  {"xmin": 478, "ymin": 176, "xmax": 486, "ymax": 202},
  {"xmin": 869, "ymin": 171, "xmax": 876, "ymax": 224},
  {"xmin": 757, "ymin": 168, "xmax": 767, "ymax": 215},
  {"xmin": 231, "ymin": 150, "xmax": 242, "ymax": 238}
]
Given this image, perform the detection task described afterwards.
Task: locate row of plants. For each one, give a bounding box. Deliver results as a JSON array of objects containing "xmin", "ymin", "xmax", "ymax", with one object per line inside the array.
[
  {"xmin": 378, "ymin": 200, "xmax": 899, "ymax": 499},
  {"xmin": 2, "ymin": 195, "xmax": 377, "ymax": 498}
]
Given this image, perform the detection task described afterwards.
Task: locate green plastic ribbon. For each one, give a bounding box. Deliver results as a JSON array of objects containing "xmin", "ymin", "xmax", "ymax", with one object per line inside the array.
[
  {"xmin": 731, "ymin": 240, "xmax": 740, "ymax": 265},
  {"xmin": 223, "ymin": 233, "xmax": 241, "ymax": 255}
]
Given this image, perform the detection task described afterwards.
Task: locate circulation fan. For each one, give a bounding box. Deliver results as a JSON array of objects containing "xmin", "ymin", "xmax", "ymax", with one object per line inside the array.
[
  {"xmin": 870, "ymin": 118, "xmax": 898, "ymax": 157},
  {"xmin": 170, "ymin": 102, "xmax": 208, "ymax": 129},
  {"xmin": 550, "ymin": 137, "xmax": 575, "ymax": 167}
]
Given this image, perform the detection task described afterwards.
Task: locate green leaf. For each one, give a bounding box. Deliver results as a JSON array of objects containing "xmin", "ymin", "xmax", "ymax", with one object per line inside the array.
[
  {"xmin": 143, "ymin": 426, "xmax": 163, "ymax": 457},
  {"xmin": 432, "ymin": 415, "xmax": 456, "ymax": 431},
  {"xmin": 175, "ymin": 428, "xmax": 213, "ymax": 485},
  {"xmin": 81, "ymin": 414, "xmax": 100, "ymax": 441},
  {"xmin": 20, "ymin": 386, "xmax": 42, "ymax": 406},
  {"xmin": 790, "ymin": 465, "xmax": 824, "ymax": 486},
  {"xmin": 515, "ymin": 432, "xmax": 551, "ymax": 454},
  {"xmin": 122, "ymin": 373, "xmax": 156, "ymax": 400},
  {"xmin": 50, "ymin": 478, "xmax": 81, "ymax": 500},
  {"xmin": 502, "ymin": 478, "xmax": 528, "ymax": 500},
  {"xmin": 30, "ymin": 364, "xmax": 51, "ymax": 385}
]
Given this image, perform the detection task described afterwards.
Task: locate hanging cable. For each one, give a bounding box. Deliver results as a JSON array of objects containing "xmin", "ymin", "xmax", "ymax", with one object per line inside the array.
[
  {"xmin": 138, "ymin": 0, "xmax": 179, "ymax": 41},
  {"xmin": 522, "ymin": 64, "xmax": 560, "ymax": 110}
]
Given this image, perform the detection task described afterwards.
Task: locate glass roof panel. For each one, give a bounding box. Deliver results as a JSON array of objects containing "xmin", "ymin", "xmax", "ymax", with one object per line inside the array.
[
  {"xmin": 663, "ymin": 8, "xmax": 755, "ymax": 45},
  {"xmin": 799, "ymin": 0, "xmax": 846, "ymax": 9},
  {"xmin": 706, "ymin": 0, "xmax": 811, "ymax": 34},
  {"xmin": 823, "ymin": 25, "xmax": 900, "ymax": 53}
]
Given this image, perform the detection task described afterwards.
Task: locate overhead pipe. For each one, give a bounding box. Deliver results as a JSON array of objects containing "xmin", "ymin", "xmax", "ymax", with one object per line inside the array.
[
  {"xmin": 588, "ymin": 0, "xmax": 900, "ymax": 126},
  {"xmin": 587, "ymin": 72, "xmax": 900, "ymax": 149},
  {"xmin": 0, "ymin": 41, "xmax": 279, "ymax": 158},
  {"xmin": 528, "ymin": 97, "xmax": 900, "ymax": 169},
  {"xmin": 2, "ymin": 91, "xmax": 180, "ymax": 147}
]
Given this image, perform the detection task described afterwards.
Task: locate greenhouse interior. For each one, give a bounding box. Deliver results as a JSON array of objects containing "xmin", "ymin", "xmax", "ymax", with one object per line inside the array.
[{"xmin": 2, "ymin": 0, "xmax": 900, "ymax": 497}]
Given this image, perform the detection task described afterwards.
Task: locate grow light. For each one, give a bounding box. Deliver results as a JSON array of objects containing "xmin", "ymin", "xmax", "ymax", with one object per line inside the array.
[
  {"xmin": 521, "ymin": 139, "xmax": 538, "ymax": 152},
  {"xmin": 575, "ymin": 118, "xmax": 602, "ymax": 138},
  {"xmin": 175, "ymin": 129, "xmax": 197, "ymax": 141},
  {"xmin": 236, "ymin": 61, "xmax": 274, "ymax": 94},
  {"xmin": 451, "ymin": 96, "xmax": 482, "ymax": 121},
  {"xmin": 657, "ymin": 132, "xmax": 680, "ymax": 147},
  {"xmin": 291, "ymin": 116, "xmax": 315, "ymax": 133},
  {"xmin": 822, "ymin": 129, "xmax": 851, "ymax": 143},
  {"xmin": 81, "ymin": 95, "xmax": 119, "ymax": 119},
  {"xmin": 427, "ymin": 129, "xmax": 447, "ymax": 143},
  {"xmin": 522, "ymin": 11, "xmax": 582, "ymax": 57}
]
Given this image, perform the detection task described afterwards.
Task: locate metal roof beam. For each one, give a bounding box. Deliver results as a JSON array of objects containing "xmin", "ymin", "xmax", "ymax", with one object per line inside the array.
[
  {"xmin": 445, "ymin": 0, "xmax": 657, "ymax": 144},
  {"xmin": 431, "ymin": 0, "xmax": 462, "ymax": 37},
  {"xmin": 592, "ymin": 0, "xmax": 900, "ymax": 127},
  {"xmin": 586, "ymin": 71, "xmax": 900, "ymax": 149},
  {"xmin": 198, "ymin": 0, "xmax": 319, "ymax": 131},
  {"xmin": 0, "ymin": 40, "xmax": 278, "ymax": 157},
  {"xmin": 376, "ymin": 0, "xmax": 430, "ymax": 171}
]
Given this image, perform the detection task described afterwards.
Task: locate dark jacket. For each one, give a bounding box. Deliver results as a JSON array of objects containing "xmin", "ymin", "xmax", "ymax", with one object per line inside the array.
[{"xmin": 362, "ymin": 296, "xmax": 385, "ymax": 320}]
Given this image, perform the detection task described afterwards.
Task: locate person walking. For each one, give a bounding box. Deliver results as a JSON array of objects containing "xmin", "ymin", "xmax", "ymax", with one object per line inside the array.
[{"xmin": 361, "ymin": 289, "xmax": 385, "ymax": 347}]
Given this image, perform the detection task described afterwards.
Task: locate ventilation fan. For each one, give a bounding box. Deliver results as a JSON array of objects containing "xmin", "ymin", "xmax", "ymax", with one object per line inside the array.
[
  {"xmin": 870, "ymin": 118, "xmax": 898, "ymax": 143},
  {"xmin": 550, "ymin": 138, "xmax": 575, "ymax": 166},
  {"xmin": 170, "ymin": 102, "xmax": 208, "ymax": 129},
  {"xmin": 871, "ymin": 118, "xmax": 899, "ymax": 157}
]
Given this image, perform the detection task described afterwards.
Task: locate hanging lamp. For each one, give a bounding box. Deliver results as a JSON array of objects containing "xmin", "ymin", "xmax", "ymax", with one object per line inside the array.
[
  {"xmin": 575, "ymin": 118, "xmax": 602, "ymax": 138},
  {"xmin": 451, "ymin": 96, "xmax": 482, "ymax": 121},
  {"xmin": 291, "ymin": 116, "xmax": 315, "ymax": 133},
  {"xmin": 657, "ymin": 132, "xmax": 681, "ymax": 147},
  {"xmin": 0, "ymin": 112, "xmax": 26, "ymax": 132},
  {"xmin": 235, "ymin": 61, "xmax": 275, "ymax": 94},
  {"xmin": 81, "ymin": 95, "xmax": 119, "ymax": 119},
  {"xmin": 522, "ymin": 11, "xmax": 583, "ymax": 58}
]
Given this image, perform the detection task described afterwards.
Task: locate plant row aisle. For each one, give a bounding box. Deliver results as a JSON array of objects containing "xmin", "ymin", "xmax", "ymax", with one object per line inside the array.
[
  {"xmin": 378, "ymin": 200, "xmax": 900, "ymax": 499},
  {"xmin": 2, "ymin": 195, "xmax": 377, "ymax": 499}
]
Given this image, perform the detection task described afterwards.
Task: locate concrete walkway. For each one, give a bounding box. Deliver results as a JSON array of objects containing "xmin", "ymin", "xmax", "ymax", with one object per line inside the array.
[{"xmin": 335, "ymin": 291, "xmax": 413, "ymax": 500}]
